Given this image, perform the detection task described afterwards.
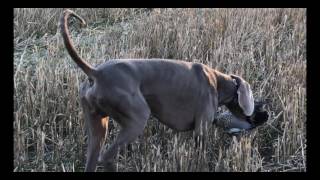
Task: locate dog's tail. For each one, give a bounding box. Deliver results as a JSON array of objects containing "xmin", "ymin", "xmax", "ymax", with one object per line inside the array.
[{"xmin": 60, "ymin": 9, "xmax": 95, "ymax": 78}]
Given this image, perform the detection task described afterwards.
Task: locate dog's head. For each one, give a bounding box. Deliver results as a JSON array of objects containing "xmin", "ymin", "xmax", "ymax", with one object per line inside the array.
[
  {"xmin": 226, "ymin": 75, "xmax": 254, "ymax": 119},
  {"xmin": 224, "ymin": 75, "xmax": 269, "ymax": 130}
]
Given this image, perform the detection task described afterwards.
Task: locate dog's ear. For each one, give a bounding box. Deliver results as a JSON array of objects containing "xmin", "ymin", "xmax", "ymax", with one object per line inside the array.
[{"xmin": 230, "ymin": 75, "xmax": 254, "ymax": 116}]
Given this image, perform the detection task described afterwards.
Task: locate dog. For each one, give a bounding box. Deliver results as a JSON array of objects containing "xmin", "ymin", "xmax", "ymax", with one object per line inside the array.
[{"xmin": 60, "ymin": 9, "xmax": 257, "ymax": 172}]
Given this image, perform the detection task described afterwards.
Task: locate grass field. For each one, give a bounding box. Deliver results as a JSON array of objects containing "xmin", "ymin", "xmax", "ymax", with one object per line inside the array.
[{"xmin": 13, "ymin": 8, "xmax": 306, "ymax": 172}]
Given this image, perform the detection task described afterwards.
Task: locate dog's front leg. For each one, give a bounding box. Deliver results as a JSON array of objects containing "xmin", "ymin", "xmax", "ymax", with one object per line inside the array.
[
  {"xmin": 194, "ymin": 119, "xmax": 209, "ymax": 148},
  {"xmin": 193, "ymin": 100, "xmax": 216, "ymax": 148}
]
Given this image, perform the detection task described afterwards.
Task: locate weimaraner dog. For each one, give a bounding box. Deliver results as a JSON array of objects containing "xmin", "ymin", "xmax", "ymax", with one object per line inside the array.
[{"xmin": 60, "ymin": 10, "xmax": 256, "ymax": 172}]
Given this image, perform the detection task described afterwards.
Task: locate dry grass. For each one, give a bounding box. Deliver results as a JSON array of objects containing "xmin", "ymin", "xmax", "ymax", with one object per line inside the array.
[{"xmin": 13, "ymin": 8, "xmax": 306, "ymax": 172}]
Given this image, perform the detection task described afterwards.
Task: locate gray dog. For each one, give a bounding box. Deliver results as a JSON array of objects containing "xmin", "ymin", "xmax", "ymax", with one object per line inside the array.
[{"xmin": 61, "ymin": 9, "xmax": 259, "ymax": 172}]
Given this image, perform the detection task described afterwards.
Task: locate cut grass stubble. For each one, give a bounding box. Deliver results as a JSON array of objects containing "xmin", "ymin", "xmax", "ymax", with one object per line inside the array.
[{"xmin": 14, "ymin": 8, "xmax": 306, "ymax": 172}]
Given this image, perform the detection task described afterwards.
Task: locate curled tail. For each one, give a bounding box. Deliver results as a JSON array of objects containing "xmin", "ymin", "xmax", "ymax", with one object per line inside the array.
[{"xmin": 60, "ymin": 9, "xmax": 95, "ymax": 77}]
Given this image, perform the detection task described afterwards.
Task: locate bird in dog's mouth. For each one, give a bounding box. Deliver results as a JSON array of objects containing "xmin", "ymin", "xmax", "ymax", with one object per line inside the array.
[{"xmin": 215, "ymin": 100, "xmax": 269, "ymax": 135}]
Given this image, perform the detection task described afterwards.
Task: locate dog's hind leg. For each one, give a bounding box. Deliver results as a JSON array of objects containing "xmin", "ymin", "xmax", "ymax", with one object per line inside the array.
[
  {"xmin": 101, "ymin": 92, "xmax": 151, "ymax": 171},
  {"xmin": 81, "ymin": 98, "xmax": 108, "ymax": 172}
]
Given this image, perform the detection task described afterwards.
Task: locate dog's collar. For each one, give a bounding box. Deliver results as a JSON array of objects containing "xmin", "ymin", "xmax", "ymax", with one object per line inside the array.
[
  {"xmin": 231, "ymin": 76, "xmax": 239, "ymax": 99},
  {"xmin": 231, "ymin": 84, "xmax": 239, "ymax": 104},
  {"xmin": 231, "ymin": 76, "xmax": 240, "ymax": 90}
]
